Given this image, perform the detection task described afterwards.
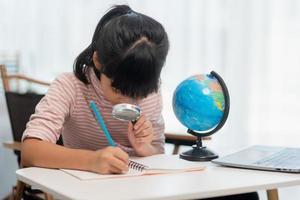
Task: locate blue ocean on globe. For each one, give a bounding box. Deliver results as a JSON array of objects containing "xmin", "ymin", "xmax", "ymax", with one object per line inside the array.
[{"xmin": 172, "ymin": 74, "xmax": 225, "ymax": 133}]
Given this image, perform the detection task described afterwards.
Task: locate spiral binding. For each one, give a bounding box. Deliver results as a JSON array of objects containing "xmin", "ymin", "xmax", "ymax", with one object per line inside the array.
[{"xmin": 128, "ymin": 160, "xmax": 147, "ymax": 172}]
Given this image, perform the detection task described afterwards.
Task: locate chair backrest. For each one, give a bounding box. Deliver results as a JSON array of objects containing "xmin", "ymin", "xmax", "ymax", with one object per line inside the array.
[
  {"xmin": 5, "ymin": 92, "xmax": 44, "ymax": 142},
  {"xmin": 0, "ymin": 64, "xmax": 50, "ymax": 92},
  {"xmin": 0, "ymin": 65, "xmax": 63, "ymax": 164}
]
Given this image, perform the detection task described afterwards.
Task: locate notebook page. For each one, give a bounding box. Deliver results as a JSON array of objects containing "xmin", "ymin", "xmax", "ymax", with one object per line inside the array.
[
  {"xmin": 61, "ymin": 167, "xmax": 143, "ymax": 180},
  {"xmin": 61, "ymin": 154, "xmax": 205, "ymax": 180},
  {"xmin": 131, "ymin": 154, "xmax": 205, "ymax": 171}
]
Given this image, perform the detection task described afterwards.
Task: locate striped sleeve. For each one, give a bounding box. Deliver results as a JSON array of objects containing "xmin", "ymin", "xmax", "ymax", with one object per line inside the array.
[
  {"xmin": 22, "ymin": 73, "xmax": 77, "ymax": 143},
  {"xmin": 150, "ymin": 91, "xmax": 165, "ymax": 153}
]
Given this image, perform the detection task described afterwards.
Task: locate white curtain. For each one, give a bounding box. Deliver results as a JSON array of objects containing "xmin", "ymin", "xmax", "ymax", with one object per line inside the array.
[{"xmin": 1, "ymin": 0, "xmax": 300, "ymax": 197}]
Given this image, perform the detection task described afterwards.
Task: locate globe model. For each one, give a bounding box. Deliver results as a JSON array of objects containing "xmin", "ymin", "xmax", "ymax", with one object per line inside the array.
[{"xmin": 172, "ymin": 72, "xmax": 228, "ymax": 135}]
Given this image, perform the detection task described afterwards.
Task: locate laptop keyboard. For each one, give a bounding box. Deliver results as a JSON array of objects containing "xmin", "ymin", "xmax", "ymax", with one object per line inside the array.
[{"xmin": 254, "ymin": 148, "xmax": 300, "ymax": 169}]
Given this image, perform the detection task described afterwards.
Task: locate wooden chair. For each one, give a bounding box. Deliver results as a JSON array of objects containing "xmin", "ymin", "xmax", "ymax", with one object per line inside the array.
[{"xmin": 1, "ymin": 64, "xmax": 55, "ymax": 200}]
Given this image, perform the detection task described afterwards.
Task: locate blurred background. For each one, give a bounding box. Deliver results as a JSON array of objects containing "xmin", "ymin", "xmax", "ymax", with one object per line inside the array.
[{"xmin": 1, "ymin": 0, "xmax": 300, "ymax": 199}]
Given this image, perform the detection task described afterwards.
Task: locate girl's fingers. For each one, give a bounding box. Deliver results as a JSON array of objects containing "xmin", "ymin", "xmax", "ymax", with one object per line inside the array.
[
  {"xmin": 109, "ymin": 155, "xmax": 129, "ymax": 172},
  {"xmin": 128, "ymin": 121, "xmax": 134, "ymax": 131},
  {"xmin": 128, "ymin": 122, "xmax": 135, "ymax": 138},
  {"xmin": 109, "ymin": 164, "xmax": 127, "ymax": 174},
  {"xmin": 135, "ymin": 127, "xmax": 151, "ymax": 137},
  {"xmin": 133, "ymin": 115, "xmax": 146, "ymax": 130},
  {"xmin": 113, "ymin": 147, "xmax": 129, "ymax": 164},
  {"xmin": 135, "ymin": 121, "xmax": 151, "ymax": 134}
]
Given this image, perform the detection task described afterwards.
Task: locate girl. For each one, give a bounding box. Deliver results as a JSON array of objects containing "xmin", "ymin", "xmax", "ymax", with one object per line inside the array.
[{"xmin": 22, "ymin": 5, "xmax": 169, "ymax": 174}]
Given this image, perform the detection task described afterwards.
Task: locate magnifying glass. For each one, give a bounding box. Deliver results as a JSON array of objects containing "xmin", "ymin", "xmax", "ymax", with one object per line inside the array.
[{"xmin": 112, "ymin": 103, "xmax": 141, "ymax": 124}]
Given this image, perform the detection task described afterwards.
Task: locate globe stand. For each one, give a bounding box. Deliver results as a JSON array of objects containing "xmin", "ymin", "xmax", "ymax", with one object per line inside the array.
[{"xmin": 180, "ymin": 130, "xmax": 218, "ymax": 161}]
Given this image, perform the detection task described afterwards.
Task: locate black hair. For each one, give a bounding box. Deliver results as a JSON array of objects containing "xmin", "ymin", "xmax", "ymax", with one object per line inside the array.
[{"xmin": 73, "ymin": 5, "xmax": 169, "ymax": 98}]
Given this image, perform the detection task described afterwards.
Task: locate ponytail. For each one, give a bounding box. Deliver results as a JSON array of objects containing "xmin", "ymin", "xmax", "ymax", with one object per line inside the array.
[
  {"xmin": 73, "ymin": 45, "xmax": 95, "ymax": 84},
  {"xmin": 73, "ymin": 5, "xmax": 133, "ymax": 84}
]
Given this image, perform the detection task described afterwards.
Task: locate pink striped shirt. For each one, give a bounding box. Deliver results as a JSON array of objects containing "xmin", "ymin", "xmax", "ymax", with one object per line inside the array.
[{"xmin": 22, "ymin": 68, "xmax": 165, "ymax": 155}]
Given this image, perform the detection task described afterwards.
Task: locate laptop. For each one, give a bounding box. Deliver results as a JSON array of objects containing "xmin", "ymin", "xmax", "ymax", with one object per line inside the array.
[{"xmin": 212, "ymin": 145, "xmax": 300, "ymax": 173}]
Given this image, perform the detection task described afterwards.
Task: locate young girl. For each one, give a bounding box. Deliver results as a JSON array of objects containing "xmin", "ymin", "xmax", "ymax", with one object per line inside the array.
[{"xmin": 22, "ymin": 5, "xmax": 169, "ymax": 174}]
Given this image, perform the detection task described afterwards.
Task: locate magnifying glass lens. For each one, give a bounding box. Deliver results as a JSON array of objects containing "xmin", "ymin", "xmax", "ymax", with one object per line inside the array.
[{"xmin": 112, "ymin": 104, "xmax": 141, "ymax": 122}]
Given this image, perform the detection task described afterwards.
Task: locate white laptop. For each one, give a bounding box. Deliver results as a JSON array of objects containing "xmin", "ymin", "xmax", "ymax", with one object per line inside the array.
[{"xmin": 212, "ymin": 145, "xmax": 300, "ymax": 173}]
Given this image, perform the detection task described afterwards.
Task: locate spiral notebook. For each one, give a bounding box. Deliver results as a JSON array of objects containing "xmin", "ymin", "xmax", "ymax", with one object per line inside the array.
[{"xmin": 61, "ymin": 154, "xmax": 205, "ymax": 180}]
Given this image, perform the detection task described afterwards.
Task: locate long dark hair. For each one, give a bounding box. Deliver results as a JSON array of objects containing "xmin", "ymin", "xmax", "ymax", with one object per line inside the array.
[{"xmin": 73, "ymin": 5, "xmax": 169, "ymax": 98}]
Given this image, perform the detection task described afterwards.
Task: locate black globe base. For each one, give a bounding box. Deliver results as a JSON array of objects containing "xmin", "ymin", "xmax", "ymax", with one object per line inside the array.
[
  {"xmin": 179, "ymin": 131, "xmax": 218, "ymax": 161},
  {"xmin": 180, "ymin": 146, "xmax": 218, "ymax": 161}
]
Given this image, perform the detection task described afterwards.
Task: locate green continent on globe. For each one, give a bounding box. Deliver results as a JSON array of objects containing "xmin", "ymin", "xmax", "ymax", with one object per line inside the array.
[{"xmin": 195, "ymin": 75, "xmax": 224, "ymax": 112}]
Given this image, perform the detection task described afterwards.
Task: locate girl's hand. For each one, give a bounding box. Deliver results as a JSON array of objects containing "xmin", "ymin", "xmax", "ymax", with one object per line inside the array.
[
  {"xmin": 127, "ymin": 115, "xmax": 155, "ymax": 156},
  {"xmin": 89, "ymin": 146, "xmax": 129, "ymax": 174}
]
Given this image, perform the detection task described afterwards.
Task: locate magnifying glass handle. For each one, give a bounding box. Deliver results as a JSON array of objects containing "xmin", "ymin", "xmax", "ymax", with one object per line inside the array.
[{"xmin": 131, "ymin": 116, "xmax": 140, "ymax": 125}]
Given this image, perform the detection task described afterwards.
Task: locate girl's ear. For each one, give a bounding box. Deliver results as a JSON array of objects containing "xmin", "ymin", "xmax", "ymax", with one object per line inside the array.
[{"xmin": 93, "ymin": 51, "xmax": 102, "ymax": 70}]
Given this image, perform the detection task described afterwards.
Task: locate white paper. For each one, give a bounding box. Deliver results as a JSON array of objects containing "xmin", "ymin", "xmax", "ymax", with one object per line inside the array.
[{"xmin": 61, "ymin": 154, "xmax": 205, "ymax": 180}]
